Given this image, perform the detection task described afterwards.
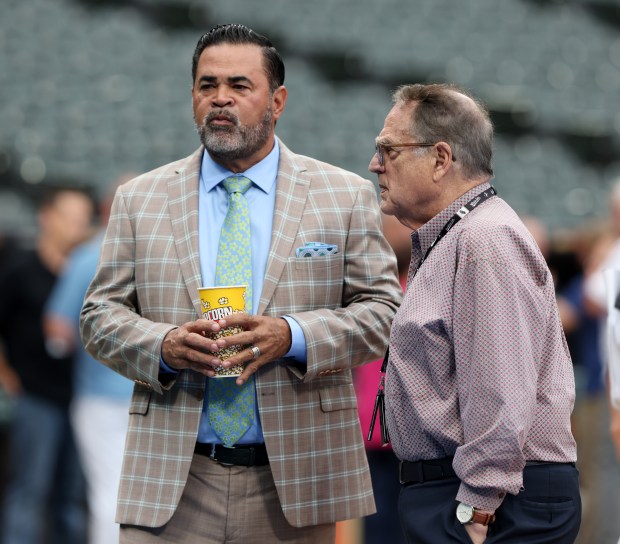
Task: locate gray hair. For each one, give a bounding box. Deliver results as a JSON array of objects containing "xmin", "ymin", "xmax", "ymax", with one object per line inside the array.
[{"xmin": 393, "ymin": 83, "xmax": 494, "ymax": 180}]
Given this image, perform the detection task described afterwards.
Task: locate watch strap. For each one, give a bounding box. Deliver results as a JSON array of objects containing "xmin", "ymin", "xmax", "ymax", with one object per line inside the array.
[{"xmin": 471, "ymin": 510, "xmax": 496, "ymax": 526}]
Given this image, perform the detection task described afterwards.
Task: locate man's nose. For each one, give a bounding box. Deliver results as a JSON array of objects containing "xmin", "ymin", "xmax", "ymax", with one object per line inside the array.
[
  {"xmin": 211, "ymin": 87, "xmax": 233, "ymax": 107},
  {"xmin": 369, "ymin": 152, "xmax": 384, "ymax": 174}
]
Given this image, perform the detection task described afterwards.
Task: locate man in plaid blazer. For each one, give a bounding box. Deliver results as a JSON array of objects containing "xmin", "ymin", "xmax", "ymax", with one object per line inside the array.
[{"xmin": 80, "ymin": 24, "xmax": 401, "ymax": 543}]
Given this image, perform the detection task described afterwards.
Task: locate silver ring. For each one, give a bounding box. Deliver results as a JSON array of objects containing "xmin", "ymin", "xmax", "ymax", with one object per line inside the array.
[{"xmin": 250, "ymin": 345, "xmax": 261, "ymax": 360}]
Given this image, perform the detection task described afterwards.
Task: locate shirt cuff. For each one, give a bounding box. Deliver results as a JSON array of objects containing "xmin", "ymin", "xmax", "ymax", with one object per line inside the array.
[
  {"xmin": 456, "ymin": 482, "xmax": 505, "ymax": 512},
  {"xmin": 160, "ymin": 357, "xmax": 178, "ymax": 374},
  {"xmin": 281, "ymin": 315, "xmax": 307, "ymax": 363}
]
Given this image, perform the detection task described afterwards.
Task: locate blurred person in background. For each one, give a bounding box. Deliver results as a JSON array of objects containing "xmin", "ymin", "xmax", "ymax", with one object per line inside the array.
[
  {"xmin": 584, "ymin": 183, "xmax": 620, "ymax": 544},
  {"xmin": 0, "ymin": 187, "xmax": 93, "ymax": 544},
  {"xmin": 583, "ymin": 179, "xmax": 620, "ymax": 461},
  {"xmin": 521, "ymin": 216, "xmax": 579, "ymax": 330},
  {"xmin": 554, "ymin": 229, "xmax": 606, "ymax": 399},
  {"xmin": 80, "ymin": 23, "xmax": 401, "ymax": 544},
  {"xmin": 370, "ymin": 83, "xmax": 580, "ymax": 544},
  {"xmin": 352, "ymin": 212, "xmax": 410, "ymax": 544},
  {"xmin": 520, "ymin": 216, "xmax": 604, "ymax": 394},
  {"xmin": 44, "ymin": 175, "xmax": 136, "ymax": 544}
]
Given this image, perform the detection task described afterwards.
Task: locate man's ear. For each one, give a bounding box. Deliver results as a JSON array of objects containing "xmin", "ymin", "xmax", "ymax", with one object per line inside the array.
[
  {"xmin": 432, "ymin": 141, "xmax": 454, "ymax": 181},
  {"xmin": 272, "ymin": 86, "xmax": 288, "ymax": 121}
]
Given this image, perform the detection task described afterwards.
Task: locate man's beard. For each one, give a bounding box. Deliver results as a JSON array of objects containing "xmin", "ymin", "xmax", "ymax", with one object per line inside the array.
[{"xmin": 197, "ymin": 107, "xmax": 273, "ymax": 162}]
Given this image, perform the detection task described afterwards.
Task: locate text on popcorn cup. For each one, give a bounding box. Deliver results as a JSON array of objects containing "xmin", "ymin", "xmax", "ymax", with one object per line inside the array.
[{"xmin": 202, "ymin": 306, "xmax": 234, "ymax": 321}]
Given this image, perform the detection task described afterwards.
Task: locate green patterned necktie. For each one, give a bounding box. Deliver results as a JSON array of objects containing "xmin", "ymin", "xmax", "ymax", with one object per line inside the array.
[{"xmin": 208, "ymin": 175, "xmax": 256, "ymax": 447}]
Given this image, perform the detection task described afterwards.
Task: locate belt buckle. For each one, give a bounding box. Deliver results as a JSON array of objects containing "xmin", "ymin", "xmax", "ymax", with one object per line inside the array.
[{"xmin": 212, "ymin": 444, "xmax": 235, "ymax": 466}]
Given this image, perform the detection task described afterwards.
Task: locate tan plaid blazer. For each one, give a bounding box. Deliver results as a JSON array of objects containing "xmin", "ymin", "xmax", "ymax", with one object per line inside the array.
[{"xmin": 80, "ymin": 140, "xmax": 402, "ymax": 528}]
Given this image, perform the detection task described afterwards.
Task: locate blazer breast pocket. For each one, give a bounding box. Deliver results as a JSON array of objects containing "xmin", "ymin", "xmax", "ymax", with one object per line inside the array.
[
  {"xmin": 284, "ymin": 256, "xmax": 344, "ymax": 310},
  {"xmin": 294, "ymin": 255, "xmax": 338, "ymax": 270}
]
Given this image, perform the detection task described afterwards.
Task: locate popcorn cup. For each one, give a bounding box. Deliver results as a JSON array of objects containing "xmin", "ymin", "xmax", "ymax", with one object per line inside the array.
[{"xmin": 198, "ymin": 285, "xmax": 248, "ymax": 377}]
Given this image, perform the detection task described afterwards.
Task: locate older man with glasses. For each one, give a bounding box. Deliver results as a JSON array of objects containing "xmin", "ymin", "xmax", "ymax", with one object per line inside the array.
[{"xmin": 368, "ymin": 83, "xmax": 581, "ymax": 544}]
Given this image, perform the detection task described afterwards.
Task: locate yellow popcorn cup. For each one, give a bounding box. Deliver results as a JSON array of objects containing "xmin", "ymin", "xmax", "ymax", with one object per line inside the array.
[{"xmin": 198, "ymin": 285, "xmax": 248, "ymax": 378}]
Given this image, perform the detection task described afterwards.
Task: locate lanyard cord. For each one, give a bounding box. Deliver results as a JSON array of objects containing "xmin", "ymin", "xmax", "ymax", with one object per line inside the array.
[{"xmin": 413, "ymin": 186, "xmax": 497, "ymax": 277}]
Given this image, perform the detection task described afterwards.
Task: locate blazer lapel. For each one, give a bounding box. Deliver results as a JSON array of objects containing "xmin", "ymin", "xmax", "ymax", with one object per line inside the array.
[
  {"xmin": 168, "ymin": 147, "xmax": 204, "ymax": 317},
  {"xmin": 258, "ymin": 140, "xmax": 310, "ymax": 315}
]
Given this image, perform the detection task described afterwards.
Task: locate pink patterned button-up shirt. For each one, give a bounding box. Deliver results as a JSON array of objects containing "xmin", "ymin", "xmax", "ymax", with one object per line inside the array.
[{"xmin": 385, "ymin": 182, "xmax": 577, "ymax": 511}]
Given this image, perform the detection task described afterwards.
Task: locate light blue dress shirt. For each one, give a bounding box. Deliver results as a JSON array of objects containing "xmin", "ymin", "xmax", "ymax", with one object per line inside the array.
[
  {"xmin": 46, "ymin": 233, "xmax": 134, "ymax": 400},
  {"xmin": 195, "ymin": 140, "xmax": 306, "ymax": 444}
]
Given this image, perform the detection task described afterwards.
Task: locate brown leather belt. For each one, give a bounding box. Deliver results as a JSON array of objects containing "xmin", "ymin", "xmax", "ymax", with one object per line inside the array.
[{"xmin": 194, "ymin": 442, "xmax": 269, "ymax": 466}]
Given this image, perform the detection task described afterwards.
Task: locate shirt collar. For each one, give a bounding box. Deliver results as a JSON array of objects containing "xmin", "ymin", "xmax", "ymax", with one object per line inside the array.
[
  {"xmin": 415, "ymin": 181, "xmax": 493, "ymax": 255},
  {"xmin": 200, "ymin": 138, "xmax": 280, "ymax": 194}
]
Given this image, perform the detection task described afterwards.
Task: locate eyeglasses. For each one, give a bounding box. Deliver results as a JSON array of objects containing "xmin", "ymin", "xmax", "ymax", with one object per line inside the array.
[{"xmin": 374, "ymin": 142, "xmax": 456, "ymax": 167}]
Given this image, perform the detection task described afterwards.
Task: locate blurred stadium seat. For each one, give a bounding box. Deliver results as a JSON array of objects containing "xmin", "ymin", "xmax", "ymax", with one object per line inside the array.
[{"xmin": 1, "ymin": 0, "xmax": 619, "ymax": 237}]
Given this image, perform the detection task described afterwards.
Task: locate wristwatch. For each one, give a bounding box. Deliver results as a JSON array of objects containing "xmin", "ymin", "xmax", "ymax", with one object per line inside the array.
[{"xmin": 456, "ymin": 503, "xmax": 496, "ymax": 526}]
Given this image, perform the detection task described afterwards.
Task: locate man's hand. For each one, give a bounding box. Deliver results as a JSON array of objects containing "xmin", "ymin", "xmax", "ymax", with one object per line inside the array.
[
  {"xmin": 161, "ymin": 319, "xmax": 227, "ymax": 378},
  {"xmin": 213, "ymin": 313, "xmax": 292, "ymax": 385},
  {"xmin": 465, "ymin": 522, "xmax": 488, "ymax": 544}
]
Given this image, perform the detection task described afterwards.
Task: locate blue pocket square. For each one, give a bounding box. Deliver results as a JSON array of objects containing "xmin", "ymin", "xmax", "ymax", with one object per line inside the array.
[{"xmin": 295, "ymin": 242, "xmax": 339, "ymax": 258}]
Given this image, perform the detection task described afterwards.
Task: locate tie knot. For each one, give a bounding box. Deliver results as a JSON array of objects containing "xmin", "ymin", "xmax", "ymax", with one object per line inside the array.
[{"xmin": 223, "ymin": 175, "xmax": 252, "ymax": 195}]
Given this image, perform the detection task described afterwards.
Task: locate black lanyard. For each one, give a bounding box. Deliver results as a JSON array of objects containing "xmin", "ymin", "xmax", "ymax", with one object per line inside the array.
[
  {"xmin": 368, "ymin": 185, "xmax": 497, "ymax": 446},
  {"xmin": 414, "ymin": 186, "xmax": 497, "ymax": 276}
]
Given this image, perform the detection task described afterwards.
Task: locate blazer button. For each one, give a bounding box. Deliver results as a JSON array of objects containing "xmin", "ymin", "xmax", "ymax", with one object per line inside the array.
[{"xmin": 195, "ymin": 390, "xmax": 205, "ymax": 401}]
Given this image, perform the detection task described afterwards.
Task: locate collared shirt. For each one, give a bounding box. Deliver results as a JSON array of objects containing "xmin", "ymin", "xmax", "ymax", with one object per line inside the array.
[
  {"xmin": 196, "ymin": 139, "xmax": 305, "ymax": 444},
  {"xmin": 385, "ymin": 182, "xmax": 577, "ymax": 511}
]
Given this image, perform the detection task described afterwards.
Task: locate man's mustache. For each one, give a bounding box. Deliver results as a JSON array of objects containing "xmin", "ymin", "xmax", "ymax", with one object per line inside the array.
[{"xmin": 203, "ymin": 110, "xmax": 239, "ymax": 126}]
